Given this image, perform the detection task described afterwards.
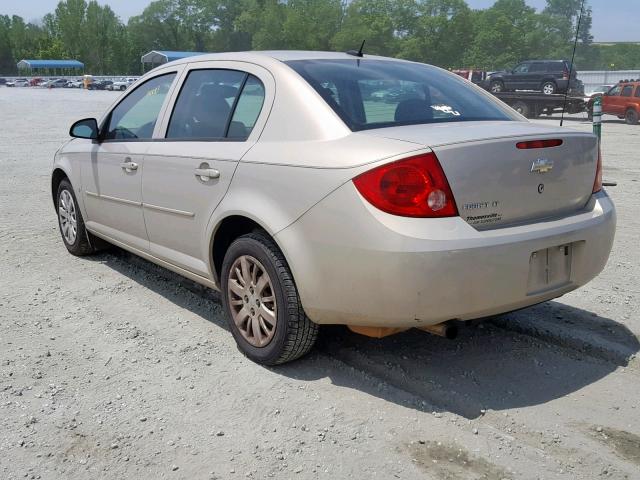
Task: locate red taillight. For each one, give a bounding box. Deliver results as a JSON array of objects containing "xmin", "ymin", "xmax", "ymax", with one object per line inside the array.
[
  {"xmin": 516, "ymin": 139, "xmax": 563, "ymax": 149},
  {"xmin": 563, "ymin": 68, "xmax": 570, "ymax": 80},
  {"xmin": 593, "ymin": 146, "xmax": 603, "ymax": 193},
  {"xmin": 352, "ymin": 153, "xmax": 458, "ymax": 218}
]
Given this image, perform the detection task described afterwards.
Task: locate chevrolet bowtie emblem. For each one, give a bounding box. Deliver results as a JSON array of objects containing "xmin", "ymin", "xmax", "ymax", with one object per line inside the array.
[{"xmin": 531, "ymin": 158, "xmax": 554, "ymax": 174}]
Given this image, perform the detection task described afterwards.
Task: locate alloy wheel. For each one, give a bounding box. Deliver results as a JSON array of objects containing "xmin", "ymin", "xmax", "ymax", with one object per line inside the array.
[
  {"xmin": 58, "ymin": 189, "xmax": 77, "ymax": 245},
  {"xmin": 227, "ymin": 255, "xmax": 277, "ymax": 347}
]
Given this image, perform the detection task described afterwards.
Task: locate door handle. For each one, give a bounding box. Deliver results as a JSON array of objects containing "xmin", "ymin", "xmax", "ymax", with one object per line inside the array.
[
  {"xmin": 120, "ymin": 160, "xmax": 138, "ymax": 171},
  {"xmin": 194, "ymin": 168, "xmax": 220, "ymax": 180}
]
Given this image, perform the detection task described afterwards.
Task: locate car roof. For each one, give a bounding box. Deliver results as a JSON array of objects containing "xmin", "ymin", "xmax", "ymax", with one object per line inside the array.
[{"xmin": 163, "ymin": 50, "xmax": 402, "ymax": 67}]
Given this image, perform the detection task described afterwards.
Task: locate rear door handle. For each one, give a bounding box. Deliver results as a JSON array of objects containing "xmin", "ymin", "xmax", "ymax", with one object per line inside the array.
[{"xmin": 194, "ymin": 168, "xmax": 220, "ymax": 180}]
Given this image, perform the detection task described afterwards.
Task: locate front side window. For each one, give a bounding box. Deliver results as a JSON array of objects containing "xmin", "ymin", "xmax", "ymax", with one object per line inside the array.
[
  {"xmin": 167, "ymin": 69, "xmax": 265, "ymax": 141},
  {"xmin": 513, "ymin": 63, "xmax": 530, "ymax": 74},
  {"xmin": 621, "ymin": 85, "xmax": 633, "ymax": 97},
  {"xmin": 104, "ymin": 73, "xmax": 176, "ymax": 140},
  {"xmin": 286, "ymin": 59, "xmax": 516, "ymax": 131},
  {"xmin": 608, "ymin": 85, "xmax": 622, "ymax": 96}
]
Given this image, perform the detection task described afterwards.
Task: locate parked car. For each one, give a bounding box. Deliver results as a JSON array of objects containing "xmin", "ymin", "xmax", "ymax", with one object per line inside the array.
[
  {"xmin": 109, "ymin": 77, "xmax": 137, "ymax": 91},
  {"xmin": 487, "ymin": 60, "xmax": 580, "ymax": 95},
  {"xmin": 0, "ymin": 77, "xmax": 6, "ymax": 85},
  {"xmin": 45, "ymin": 78, "xmax": 70, "ymax": 88},
  {"xmin": 52, "ymin": 51, "xmax": 615, "ymax": 365},
  {"xmin": 451, "ymin": 69, "xmax": 487, "ymax": 86},
  {"xmin": 6, "ymin": 78, "xmax": 29, "ymax": 87},
  {"xmin": 64, "ymin": 79, "xmax": 83, "ymax": 88},
  {"xmin": 87, "ymin": 80, "xmax": 113, "ymax": 90},
  {"xmin": 585, "ymin": 85, "xmax": 614, "ymax": 97},
  {"xmin": 588, "ymin": 80, "xmax": 640, "ymax": 125}
]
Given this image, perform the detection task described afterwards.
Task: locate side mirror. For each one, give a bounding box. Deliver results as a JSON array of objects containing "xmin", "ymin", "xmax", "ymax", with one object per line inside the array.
[{"xmin": 70, "ymin": 118, "xmax": 99, "ymax": 140}]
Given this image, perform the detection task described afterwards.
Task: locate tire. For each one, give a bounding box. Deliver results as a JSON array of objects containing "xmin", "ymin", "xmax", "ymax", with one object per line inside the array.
[
  {"xmin": 511, "ymin": 101, "xmax": 530, "ymax": 118},
  {"xmin": 221, "ymin": 231, "xmax": 318, "ymax": 365},
  {"xmin": 625, "ymin": 108, "xmax": 639, "ymax": 125},
  {"xmin": 120, "ymin": 85, "xmax": 126, "ymax": 91},
  {"xmin": 541, "ymin": 81, "xmax": 557, "ymax": 95},
  {"xmin": 490, "ymin": 80, "xmax": 504, "ymax": 93},
  {"xmin": 56, "ymin": 179, "xmax": 96, "ymax": 256}
]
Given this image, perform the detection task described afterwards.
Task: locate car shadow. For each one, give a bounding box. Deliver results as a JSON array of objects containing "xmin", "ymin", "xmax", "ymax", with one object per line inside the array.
[{"xmin": 92, "ymin": 247, "xmax": 639, "ymax": 420}]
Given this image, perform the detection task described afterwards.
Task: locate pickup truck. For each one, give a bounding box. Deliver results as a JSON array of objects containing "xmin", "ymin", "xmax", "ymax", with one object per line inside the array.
[{"xmin": 588, "ymin": 80, "xmax": 640, "ymax": 125}]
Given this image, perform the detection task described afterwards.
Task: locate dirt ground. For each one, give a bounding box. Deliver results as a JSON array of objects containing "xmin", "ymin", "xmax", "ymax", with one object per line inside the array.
[{"xmin": 1, "ymin": 87, "xmax": 639, "ymax": 480}]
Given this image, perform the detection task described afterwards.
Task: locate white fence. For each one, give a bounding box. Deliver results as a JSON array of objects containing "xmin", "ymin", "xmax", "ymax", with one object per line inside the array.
[{"xmin": 578, "ymin": 70, "xmax": 640, "ymax": 93}]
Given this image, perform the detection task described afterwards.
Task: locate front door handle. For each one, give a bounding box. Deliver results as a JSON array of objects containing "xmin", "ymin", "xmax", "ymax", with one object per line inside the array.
[
  {"xmin": 194, "ymin": 168, "xmax": 220, "ymax": 180},
  {"xmin": 120, "ymin": 160, "xmax": 138, "ymax": 171}
]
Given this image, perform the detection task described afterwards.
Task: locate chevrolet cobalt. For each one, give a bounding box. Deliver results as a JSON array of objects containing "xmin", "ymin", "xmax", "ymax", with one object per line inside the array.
[{"xmin": 52, "ymin": 52, "xmax": 616, "ymax": 364}]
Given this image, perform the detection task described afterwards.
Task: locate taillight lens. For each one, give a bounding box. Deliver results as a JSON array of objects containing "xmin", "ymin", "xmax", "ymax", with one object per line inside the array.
[
  {"xmin": 353, "ymin": 153, "xmax": 458, "ymax": 217},
  {"xmin": 593, "ymin": 146, "xmax": 602, "ymax": 193},
  {"xmin": 516, "ymin": 139, "xmax": 563, "ymax": 149}
]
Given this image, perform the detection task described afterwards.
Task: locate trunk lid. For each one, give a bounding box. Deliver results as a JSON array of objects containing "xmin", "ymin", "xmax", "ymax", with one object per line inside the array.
[{"xmin": 360, "ymin": 121, "xmax": 598, "ymax": 229}]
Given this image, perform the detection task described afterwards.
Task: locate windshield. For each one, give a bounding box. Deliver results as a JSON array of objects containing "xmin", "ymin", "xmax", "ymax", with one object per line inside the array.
[{"xmin": 285, "ymin": 59, "xmax": 517, "ymax": 131}]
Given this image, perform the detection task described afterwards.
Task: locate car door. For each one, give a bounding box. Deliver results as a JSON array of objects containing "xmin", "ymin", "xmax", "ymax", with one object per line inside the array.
[
  {"xmin": 508, "ymin": 62, "xmax": 530, "ymax": 90},
  {"xmin": 81, "ymin": 71, "xmax": 179, "ymax": 252},
  {"xmin": 141, "ymin": 62, "xmax": 273, "ymax": 277},
  {"xmin": 603, "ymin": 85, "xmax": 623, "ymax": 117},
  {"xmin": 526, "ymin": 62, "xmax": 546, "ymax": 90}
]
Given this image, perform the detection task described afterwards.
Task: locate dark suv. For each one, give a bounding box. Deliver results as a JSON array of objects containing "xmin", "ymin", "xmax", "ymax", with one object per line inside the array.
[{"xmin": 487, "ymin": 60, "xmax": 580, "ymax": 95}]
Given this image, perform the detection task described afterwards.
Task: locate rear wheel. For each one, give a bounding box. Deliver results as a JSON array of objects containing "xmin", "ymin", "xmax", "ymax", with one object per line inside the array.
[
  {"xmin": 542, "ymin": 81, "xmax": 557, "ymax": 95},
  {"xmin": 221, "ymin": 232, "xmax": 318, "ymax": 365},
  {"xmin": 56, "ymin": 179, "xmax": 96, "ymax": 256},
  {"xmin": 625, "ymin": 108, "xmax": 639, "ymax": 125},
  {"xmin": 490, "ymin": 80, "xmax": 504, "ymax": 93}
]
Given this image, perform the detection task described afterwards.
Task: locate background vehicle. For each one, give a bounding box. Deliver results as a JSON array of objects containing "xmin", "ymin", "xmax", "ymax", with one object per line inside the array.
[
  {"xmin": 45, "ymin": 78, "xmax": 69, "ymax": 88},
  {"xmin": 488, "ymin": 60, "xmax": 580, "ymax": 95},
  {"xmin": 585, "ymin": 84, "xmax": 614, "ymax": 97},
  {"xmin": 0, "ymin": 78, "xmax": 6, "ymax": 85},
  {"xmin": 109, "ymin": 77, "xmax": 137, "ymax": 91},
  {"xmin": 87, "ymin": 80, "xmax": 113, "ymax": 90},
  {"xmin": 64, "ymin": 79, "xmax": 83, "ymax": 88},
  {"xmin": 451, "ymin": 69, "xmax": 487, "ymax": 86},
  {"xmin": 588, "ymin": 80, "xmax": 640, "ymax": 125},
  {"xmin": 6, "ymin": 78, "xmax": 29, "ymax": 87}
]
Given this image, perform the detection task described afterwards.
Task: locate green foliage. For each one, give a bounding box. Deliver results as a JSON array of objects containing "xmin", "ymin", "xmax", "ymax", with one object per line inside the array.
[{"xmin": 1, "ymin": 0, "xmax": 638, "ymax": 76}]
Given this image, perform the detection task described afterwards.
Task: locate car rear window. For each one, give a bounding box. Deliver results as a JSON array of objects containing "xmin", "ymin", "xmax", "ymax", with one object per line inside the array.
[{"xmin": 285, "ymin": 59, "xmax": 516, "ymax": 131}]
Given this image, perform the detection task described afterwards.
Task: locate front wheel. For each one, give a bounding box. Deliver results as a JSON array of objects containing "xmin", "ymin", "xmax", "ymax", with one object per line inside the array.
[
  {"xmin": 511, "ymin": 101, "xmax": 531, "ymax": 118},
  {"xmin": 221, "ymin": 232, "xmax": 318, "ymax": 365},
  {"xmin": 56, "ymin": 179, "xmax": 96, "ymax": 256},
  {"xmin": 625, "ymin": 108, "xmax": 639, "ymax": 125},
  {"xmin": 490, "ymin": 80, "xmax": 504, "ymax": 93}
]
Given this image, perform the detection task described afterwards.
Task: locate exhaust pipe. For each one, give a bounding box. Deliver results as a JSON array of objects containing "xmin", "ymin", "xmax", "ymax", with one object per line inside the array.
[{"xmin": 420, "ymin": 321, "xmax": 458, "ymax": 340}]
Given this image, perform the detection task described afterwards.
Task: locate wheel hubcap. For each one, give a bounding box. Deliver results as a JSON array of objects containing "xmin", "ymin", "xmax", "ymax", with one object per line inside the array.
[
  {"xmin": 227, "ymin": 255, "xmax": 277, "ymax": 347},
  {"xmin": 543, "ymin": 84, "xmax": 553, "ymax": 94},
  {"xmin": 58, "ymin": 189, "xmax": 77, "ymax": 245}
]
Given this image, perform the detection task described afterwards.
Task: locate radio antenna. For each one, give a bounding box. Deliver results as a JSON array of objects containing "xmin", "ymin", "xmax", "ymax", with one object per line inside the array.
[{"xmin": 560, "ymin": 0, "xmax": 585, "ymax": 127}]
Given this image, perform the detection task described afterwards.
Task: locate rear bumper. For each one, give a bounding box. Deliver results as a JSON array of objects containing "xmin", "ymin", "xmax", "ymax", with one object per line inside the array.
[{"xmin": 276, "ymin": 185, "xmax": 616, "ymax": 327}]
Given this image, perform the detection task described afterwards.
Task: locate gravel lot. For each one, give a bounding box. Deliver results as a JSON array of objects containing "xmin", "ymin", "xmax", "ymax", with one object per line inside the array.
[{"xmin": 1, "ymin": 87, "xmax": 639, "ymax": 480}]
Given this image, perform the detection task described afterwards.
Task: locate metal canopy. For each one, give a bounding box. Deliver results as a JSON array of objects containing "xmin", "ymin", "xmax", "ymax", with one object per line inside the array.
[
  {"xmin": 17, "ymin": 59, "xmax": 84, "ymax": 69},
  {"xmin": 140, "ymin": 51, "xmax": 207, "ymax": 65}
]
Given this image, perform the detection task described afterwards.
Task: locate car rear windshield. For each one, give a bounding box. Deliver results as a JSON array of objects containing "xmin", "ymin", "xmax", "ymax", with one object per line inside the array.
[{"xmin": 285, "ymin": 59, "xmax": 516, "ymax": 131}]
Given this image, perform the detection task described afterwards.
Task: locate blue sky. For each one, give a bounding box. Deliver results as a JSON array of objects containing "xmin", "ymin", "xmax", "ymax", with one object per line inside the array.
[{"xmin": 0, "ymin": 0, "xmax": 636, "ymax": 42}]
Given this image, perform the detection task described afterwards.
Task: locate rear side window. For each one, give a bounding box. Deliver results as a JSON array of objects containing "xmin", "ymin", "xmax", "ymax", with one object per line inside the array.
[
  {"xmin": 104, "ymin": 73, "xmax": 176, "ymax": 140},
  {"xmin": 621, "ymin": 85, "xmax": 633, "ymax": 97},
  {"xmin": 529, "ymin": 63, "xmax": 546, "ymax": 72},
  {"xmin": 228, "ymin": 76, "xmax": 266, "ymax": 139},
  {"xmin": 286, "ymin": 59, "xmax": 516, "ymax": 131},
  {"xmin": 167, "ymin": 69, "xmax": 265, "ymax": 140}
]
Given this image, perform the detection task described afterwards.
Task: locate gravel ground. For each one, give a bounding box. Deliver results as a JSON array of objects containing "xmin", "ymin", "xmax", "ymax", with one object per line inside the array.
[{"xmin": 1, "ymin": 88, "xmax": 639, "ymax": 480}]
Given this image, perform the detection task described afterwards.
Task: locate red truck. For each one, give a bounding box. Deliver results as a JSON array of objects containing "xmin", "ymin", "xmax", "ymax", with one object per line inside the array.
[{"xmin": 589, "ymin": 80, "xmax": 640, "ymax": 125}]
